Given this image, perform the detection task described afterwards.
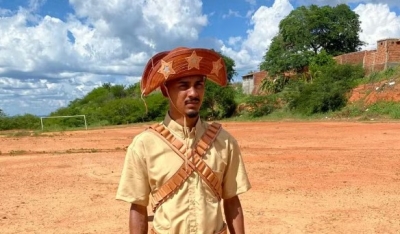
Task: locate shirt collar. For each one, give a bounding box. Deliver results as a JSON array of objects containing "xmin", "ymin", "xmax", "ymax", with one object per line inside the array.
[{"xmin": 162, "ymin": 113, "xmax": 205, "ymax": 140}]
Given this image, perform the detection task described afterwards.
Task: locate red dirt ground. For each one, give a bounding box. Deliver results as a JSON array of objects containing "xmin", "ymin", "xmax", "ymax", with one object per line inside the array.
[{"xmin": 1, "ymin": 121, "xmax": 400, "ymax": 233}]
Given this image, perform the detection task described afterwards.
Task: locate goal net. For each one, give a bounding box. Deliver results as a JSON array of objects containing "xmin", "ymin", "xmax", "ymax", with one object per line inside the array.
[{"xmin": 40, "ymin": 115, "xmax": 88, "ymax": 131}]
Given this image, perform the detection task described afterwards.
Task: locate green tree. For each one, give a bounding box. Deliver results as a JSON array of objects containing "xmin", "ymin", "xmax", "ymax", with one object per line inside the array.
[
  {"xmin": 261, "ymin": 4, "xmax": 363, "ymax": 77},
  {"xmin": 125, "ymin": 83, "xmax": 141, "ymax": 98},
  {"xmin": 0, "ymin": 109, "xmax": 6, "ymax": 117},
  {"xmin": 201, "ymin": 52, "xmax": 238, "ymax": 120},
  {"xmin": 110, "ymin": 84, "xmax": 126, "ymax": 99},
  {"xmin": 219, "ymin": 53, "xmax": 238, "ymax": 82},
  {"xmin": 201, "ymin": 81, "xmax": 236, "ymax": 120},
  {"xmin": 79, "ymin": 86, "xmax": 112, "ymax": 106}
]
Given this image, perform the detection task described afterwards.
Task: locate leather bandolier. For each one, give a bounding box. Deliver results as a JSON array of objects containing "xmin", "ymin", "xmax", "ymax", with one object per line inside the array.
[{"xmin": 147, "ymin": 122, "xmax": 223, "ymax": 212}]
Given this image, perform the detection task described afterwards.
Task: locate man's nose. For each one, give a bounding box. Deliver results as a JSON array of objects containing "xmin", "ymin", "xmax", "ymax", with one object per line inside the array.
[{"xmin": 187, "ymin": 86, "xmax": 199, "ymax": 97}]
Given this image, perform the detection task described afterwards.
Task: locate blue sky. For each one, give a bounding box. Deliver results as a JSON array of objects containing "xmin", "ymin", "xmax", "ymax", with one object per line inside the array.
[{"xmin": 1, "ymin": 0, "xmax": 400, "ymax": 116}]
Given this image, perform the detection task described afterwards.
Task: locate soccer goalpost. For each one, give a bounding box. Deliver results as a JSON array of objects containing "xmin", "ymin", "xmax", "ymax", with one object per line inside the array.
[{"xmin": 40, "ymin": 115, "xmax": 88, "ymax": 131}]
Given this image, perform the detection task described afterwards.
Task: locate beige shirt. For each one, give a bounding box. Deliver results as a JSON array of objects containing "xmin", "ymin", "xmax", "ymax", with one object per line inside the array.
[{"xmin": 116, "ymin": 114, "xmax": 251, "ymax": 234}]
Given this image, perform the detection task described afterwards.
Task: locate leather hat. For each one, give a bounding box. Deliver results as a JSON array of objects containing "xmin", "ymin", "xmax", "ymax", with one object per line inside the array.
[{"xmin": 140, "ymin": 47, "xmax": 228, "ymax": 96}]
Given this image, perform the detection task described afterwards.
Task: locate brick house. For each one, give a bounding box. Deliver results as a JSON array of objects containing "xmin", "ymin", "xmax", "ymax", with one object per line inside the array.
[
  {"xmin": 242, "ymin": 71, "xmax": 267, "ymax": 95},
  {"xmin": 334, "ymin": 38, "xmax": 400, "ymax": 73}
]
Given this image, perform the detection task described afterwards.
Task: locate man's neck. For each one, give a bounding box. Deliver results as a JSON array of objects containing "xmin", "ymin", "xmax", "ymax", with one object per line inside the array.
[{"xmin": 168, "ymin": 111, "xmax": 198, "ymax": 129}]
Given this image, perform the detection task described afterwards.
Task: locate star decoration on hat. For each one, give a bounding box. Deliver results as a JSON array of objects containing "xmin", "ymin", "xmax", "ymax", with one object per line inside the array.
[
  {"xmin": 158, "ymin": 60, "xmax": 176, "ymax": 79},
  {"xmin": 186, "ymin": 51, "xmax": 202, "ymax": 70},
  {"xmin": 211, "ymin": 58, "xmax": 223, "ymax": 75}
]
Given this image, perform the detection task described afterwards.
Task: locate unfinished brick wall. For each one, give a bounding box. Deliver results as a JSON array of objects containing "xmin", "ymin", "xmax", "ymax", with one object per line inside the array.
[
  {"xmin": 386, "ymin": 40, "xmax": 400, "ymax": 67},
  {"xmin": 334, "ymin": 51, "xmax": 366, "ymax": 65},
  {"xmin": 335, "ymin": 38, "xmax": 400, "ymax": 74},
  {"xmin": 252, "ymin": 71, "xmax": 267, "ymax": 94}
]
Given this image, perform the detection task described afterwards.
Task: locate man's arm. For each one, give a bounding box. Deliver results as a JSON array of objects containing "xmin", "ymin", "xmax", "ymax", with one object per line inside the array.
[
  {"xmin": 223, "ymin": 195, "xmax": 245, "ymax": 234},
  {"xmin": 129, "ymin": 203, "xmax": 148, "ymax": 234}
]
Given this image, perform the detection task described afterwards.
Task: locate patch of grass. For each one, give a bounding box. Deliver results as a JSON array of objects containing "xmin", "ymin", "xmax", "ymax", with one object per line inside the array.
[
  {"xmin": 64, "ymin": 148, "xmax": 101, "ymax": 154},
  {"xmin": 89, "ymin": 120, "xmax": 110, "ymax": 127},
  {"xmin": 366, "ymin": 102, "xmax": 400, "ymax": 119},
  {"xmin": 335, "ymin": 101, "xmax": 400, "ymax": 120},
  {"xmin": 9, "ymin": 150, "xmax": 27, "ymax": 156},
  {"xmin": 9, "ymin": 131, "xmax": 31, "ymax": 137},
  {"xmin": 228, "ymin": 108, "xmax": 338, "ymax": 122},
  {"xmin": 334, "ymin": 103, "xmax": 366, "ymax": 119},
  {"xmin": 1, "ymin": 130, "xmax": 45, "ymax": 138},
  {"xmin": 359, "ymin": 65, "xmax": 400, "ymax": 85}
]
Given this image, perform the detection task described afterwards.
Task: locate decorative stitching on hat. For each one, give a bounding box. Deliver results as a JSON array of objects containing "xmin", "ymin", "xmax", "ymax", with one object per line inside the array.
[
  {"xmin": 185, "ymin": 51, "xmax": 203, "ymax": 70},
  {"xmin": 158, "ymin": 60, "xmax": 176, "ymax": 79},
  {"xmin": 211, "ymin": 58, "xmax": 223, "ymax": 75}
]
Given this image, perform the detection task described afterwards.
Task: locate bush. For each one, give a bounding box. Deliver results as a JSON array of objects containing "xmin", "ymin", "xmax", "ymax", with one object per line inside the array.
[
  {"xmin": 0, "ymin": 114, "xmax": 41, "ymax": 131},
  {"xmin": 143, "ymin": 93, "xmax": 169, "ymax": 122},
  {"xmin": 366, "ymin": 102, "xmax": 400, "ymax": 119},
  {"xmin": 201, "ymin": 81, "xmax": 237, "ymax": 120},
  {"xmin": 260, "ymin": 75, "xmax": 290, "ymax": 94},
  {"xmin": 283, "ymin": 63, "xmax": 364, "ymax": 115},
  {"xmin": 241, "ymin": 95, "xmax": 278, "ymax": 118}
]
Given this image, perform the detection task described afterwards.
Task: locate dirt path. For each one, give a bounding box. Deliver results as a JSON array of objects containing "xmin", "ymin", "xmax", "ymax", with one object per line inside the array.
[{"xmin": 1, "ymin": 121, "xmax": 399, "ymax": 233}]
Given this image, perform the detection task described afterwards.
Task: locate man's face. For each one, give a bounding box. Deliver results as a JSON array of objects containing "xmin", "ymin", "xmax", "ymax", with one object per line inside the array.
[{"xmin": 165, "ymin": 75, "xmax": 205, "ymax": 119}]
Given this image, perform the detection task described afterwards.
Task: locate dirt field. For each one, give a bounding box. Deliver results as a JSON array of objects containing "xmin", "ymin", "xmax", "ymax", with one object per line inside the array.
[{"xmin": 1, "ymin": 121, "xmax": 400, "ymax": 234}]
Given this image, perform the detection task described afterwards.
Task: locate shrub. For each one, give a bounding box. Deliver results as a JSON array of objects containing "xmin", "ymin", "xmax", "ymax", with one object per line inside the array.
[
  {"xmin": 283, "ymin": 63, "xmax": 364, "ymax": 115},
  {"xmin": 201, "ymin": 81, "xmax": 237, "ymax": 120},
  {"xmin": 241, "ymin": 95, "xmax": 278, "ymax": 118},
  {"xmin": 367, "ymin": 102, "xmax": 400, "ymax": 119}
]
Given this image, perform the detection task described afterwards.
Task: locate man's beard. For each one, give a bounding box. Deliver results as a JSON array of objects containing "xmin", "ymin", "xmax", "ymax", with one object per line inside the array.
[
  {"xmin": 186, "ymin": 110, "xmax": 199, "ymax": 118},
  {"xmin": 185, "ymin": 98, "xmax": 200, "ymax": 118}
]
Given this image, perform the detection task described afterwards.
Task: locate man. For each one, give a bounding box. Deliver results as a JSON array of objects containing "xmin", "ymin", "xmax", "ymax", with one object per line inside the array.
[{"xmin": 116, "ymin": 47, "xmax": 251, "ymax": 234}]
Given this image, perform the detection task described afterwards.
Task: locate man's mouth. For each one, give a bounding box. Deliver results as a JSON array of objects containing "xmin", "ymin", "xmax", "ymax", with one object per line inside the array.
[{"xmin": 185, "ymin": 99, "xmax": 200, "ymax": 105}]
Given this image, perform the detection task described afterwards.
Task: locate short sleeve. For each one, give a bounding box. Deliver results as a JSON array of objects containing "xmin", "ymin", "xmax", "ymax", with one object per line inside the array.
[
  {"xmin": 116, "ymin": 137, "xmax": 150, "ymax": 206},
  {"xmin": 222, "ymin": 137, "xmax": 251, "ymax": 199}
]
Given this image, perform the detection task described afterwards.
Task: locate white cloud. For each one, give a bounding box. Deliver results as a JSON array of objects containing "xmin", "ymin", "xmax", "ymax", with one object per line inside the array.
[
  {"xmin": 69, "ymin": 0, "xmax": 207, "ymax": 51},
  {"xmin": 222, "ymin": 10, "xmax": 243, "ymax": 19},
  {"xmin": 221, "ymin": 0, "xmax": 293, "ymax": 73},
  {"xmin": 28, "ymin": 0, "xmax": 47, "ymax": 11},
  {"xmin": 228, "ymin": 36, "xmax": 243, "ymax": 46},
  {"xmin": 246, "ymin": 0, "xmax": 257, "ymax": 6},
  {"xmin": 355, "ymin": 3, "xmax": 400, "ymax": 49},
  {"xmin": 0, "ymin": 0, "xmax": 207, "ymax": 115},
  {"xmin": 246, "ymin": 9, "xmax": 256, "ymax": 18}
]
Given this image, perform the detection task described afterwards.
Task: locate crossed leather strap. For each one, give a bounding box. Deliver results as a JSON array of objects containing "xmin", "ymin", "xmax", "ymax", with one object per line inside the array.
[{"xmin": 147, "ymin": 122, "xmax": 222, "ymax": 212}]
